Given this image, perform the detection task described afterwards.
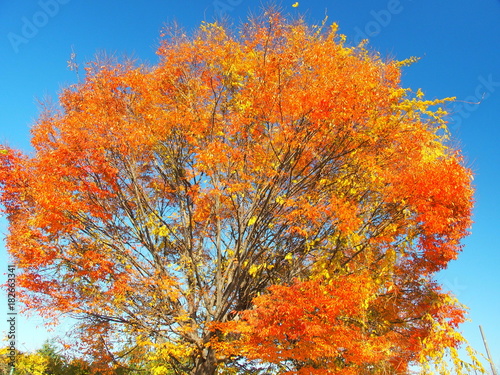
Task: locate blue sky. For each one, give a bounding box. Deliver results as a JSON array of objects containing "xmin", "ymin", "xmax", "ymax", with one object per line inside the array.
[{"xmin": 1, "ymin": 0, "xmax": 499, "ymax": 369}]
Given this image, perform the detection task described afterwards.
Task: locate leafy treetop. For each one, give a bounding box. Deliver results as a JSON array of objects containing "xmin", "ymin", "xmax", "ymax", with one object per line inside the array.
[{"xmin": 0, "ymin": 10, "xmax": 481, "ymax": 375}]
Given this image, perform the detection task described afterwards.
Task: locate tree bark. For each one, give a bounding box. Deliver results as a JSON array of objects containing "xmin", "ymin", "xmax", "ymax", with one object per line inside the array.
[{"xmin": 191, "ymin": 348, "xmax": 217, "ymax": 375}]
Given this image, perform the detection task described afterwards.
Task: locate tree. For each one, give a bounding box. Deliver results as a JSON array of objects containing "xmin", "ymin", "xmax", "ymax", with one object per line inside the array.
[
  {"xmin": 0, "ymin": 10, "xmax": 483, "ymax": 375},
  {"xmin": 0, "ymin": 347, "xmax": 48, "ymax": 375},
  {"xmin": 35, "ymin": 340, "xmax": 93, "ymax": 375},
  {"xmin": 0, "ymin": 341, "xmax": 130, "ymax": 375},
  {"xmin": 36, "ymin": 340, "xmax": 66, "ymax": 375}
]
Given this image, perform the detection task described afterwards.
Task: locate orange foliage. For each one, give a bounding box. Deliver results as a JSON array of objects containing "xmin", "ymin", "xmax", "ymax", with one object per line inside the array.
[
  {"xmin": 0, "ymin": 10, "xmax": 477, "ymax": 375},
  {"xmin": 214, "ymin": 273, "xmax": 469, "ymax": 374}
]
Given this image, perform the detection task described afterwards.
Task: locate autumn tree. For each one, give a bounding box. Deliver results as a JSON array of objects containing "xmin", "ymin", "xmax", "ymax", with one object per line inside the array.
[
  {"xmin": 0, "ymin": 10, "xmax": 482, "ymax": 375},
  {"xmin": 0, "ymin": 340, "xmax": 134, "ymax": 374}
]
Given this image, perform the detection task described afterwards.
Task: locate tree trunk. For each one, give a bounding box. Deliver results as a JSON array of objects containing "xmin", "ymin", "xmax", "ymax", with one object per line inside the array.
[{"xmin": 191, "ymin": 348, "xmax": 217, "ymax": 375}]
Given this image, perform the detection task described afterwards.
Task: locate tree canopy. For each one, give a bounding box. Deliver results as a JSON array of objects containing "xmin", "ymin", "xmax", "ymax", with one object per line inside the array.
[{"xmin": 0, "ymin": 10, "xmax": 482, "ymax": 375}]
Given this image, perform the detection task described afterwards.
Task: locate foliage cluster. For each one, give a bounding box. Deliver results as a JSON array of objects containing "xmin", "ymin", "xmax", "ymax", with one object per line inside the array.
[{"xmin": 0, "ymin": 10, "xmax": 483, "ymax": 375}]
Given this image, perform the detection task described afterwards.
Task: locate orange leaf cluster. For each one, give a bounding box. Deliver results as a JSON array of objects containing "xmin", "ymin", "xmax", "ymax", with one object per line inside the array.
[{"xmin": 0, "ymin": 10, "xmax": 477, "ymax": 375}]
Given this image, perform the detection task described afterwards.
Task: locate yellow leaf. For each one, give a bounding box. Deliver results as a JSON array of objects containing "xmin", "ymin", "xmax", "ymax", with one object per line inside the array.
[
  {"xmin": 248, "ymin": 216, "xmax": 257, "ymax": 226},
  {"xmin": 292, "ymin": 2, "xmax": 299, "ymax": 7},
  {"xmin": 249, "ymin": 264, "xmax": 259, "ymax": 276}
]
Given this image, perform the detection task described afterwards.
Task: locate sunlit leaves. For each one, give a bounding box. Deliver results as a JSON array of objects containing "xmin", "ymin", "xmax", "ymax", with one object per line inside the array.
[{"xmin": 0, "ymin": 9, "xmax": 477, "ymax": 375}]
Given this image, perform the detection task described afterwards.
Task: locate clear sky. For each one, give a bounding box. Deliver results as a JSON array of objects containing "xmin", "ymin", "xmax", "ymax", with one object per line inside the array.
[{"xmin": 1, "ymin": 0, "xmax": 499, "ymax": 370}]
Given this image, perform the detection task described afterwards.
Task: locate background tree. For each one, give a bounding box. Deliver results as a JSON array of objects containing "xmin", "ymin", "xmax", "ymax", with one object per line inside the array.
[
  {"xmin": 0, "ymin": 10, "xmax": 481, "ymax": 375},
  {"xmin": 0, "ymin": 341, "xmax": 139, "ymax": 375}
]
